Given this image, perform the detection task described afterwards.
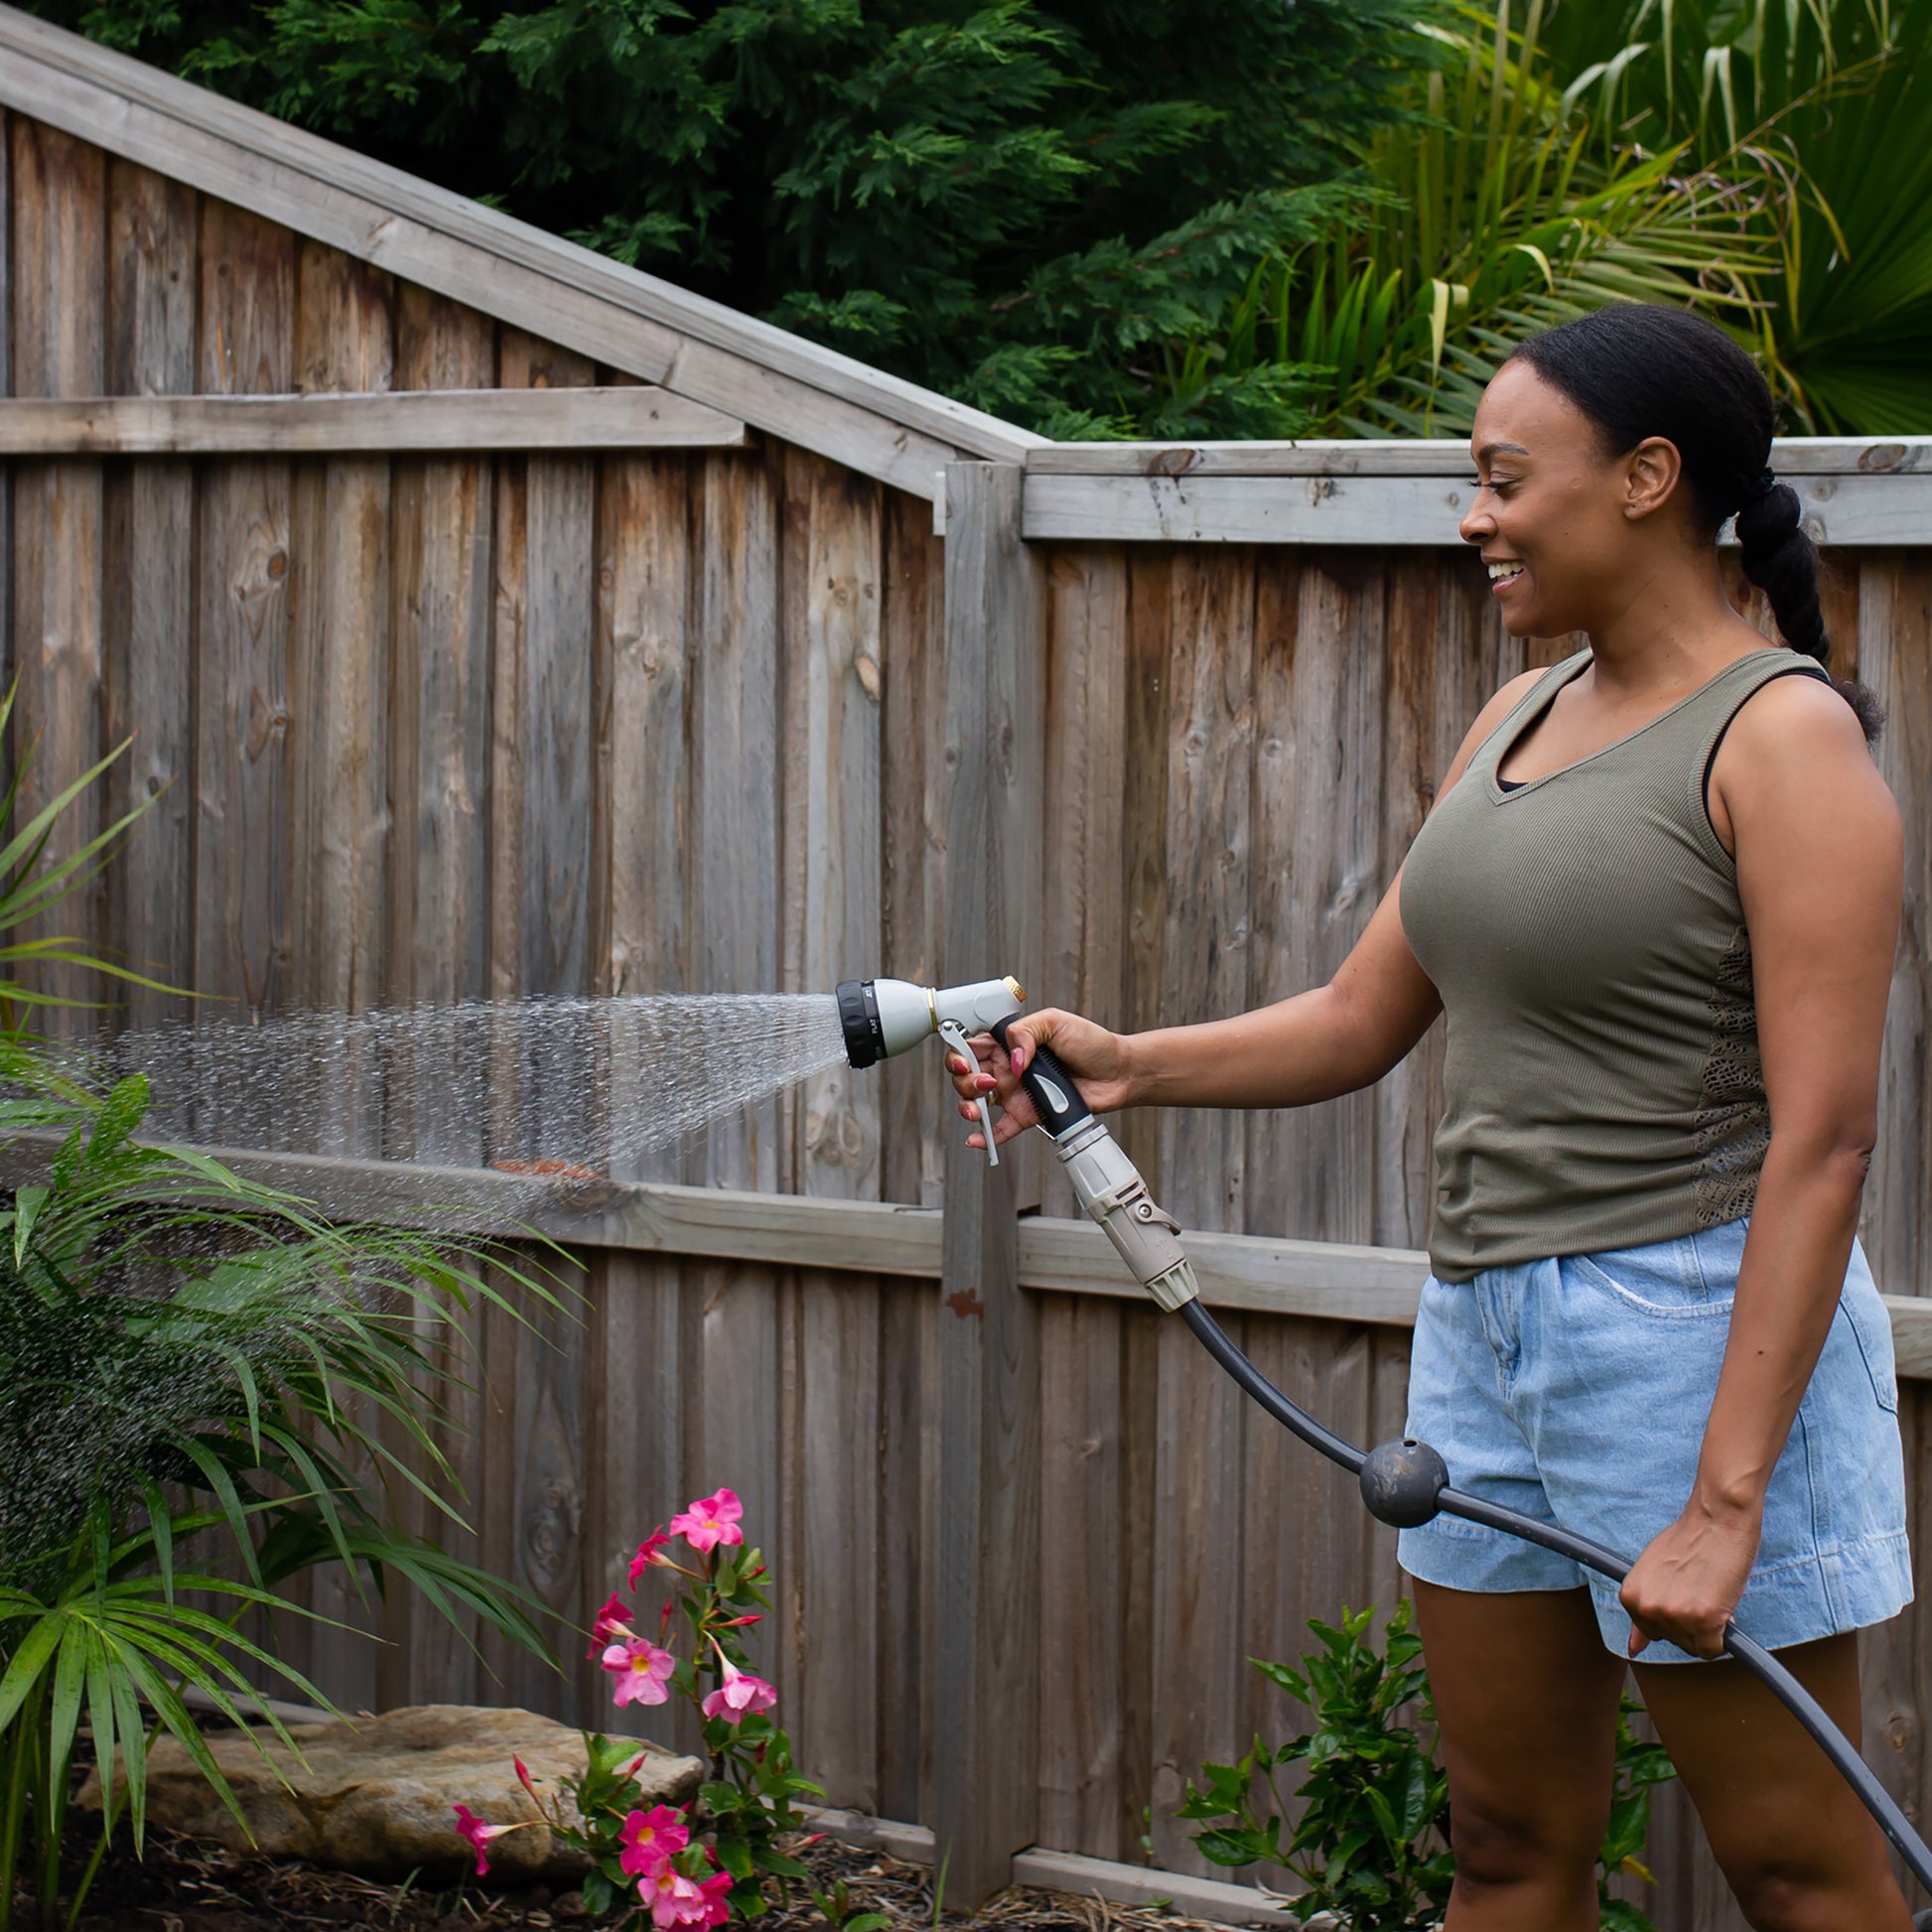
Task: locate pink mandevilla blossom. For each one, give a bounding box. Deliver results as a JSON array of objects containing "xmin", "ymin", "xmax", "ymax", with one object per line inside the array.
[
  {"xmin": 668, "ymin": 1488, "xmax": 744, "ymax": 1554},
  {"xmin": 452, "ymin": 1803, "xmax": 511, "ymax": 1876},
  {"xmin": 619, "ymin": 1804, "xmax": 691, "ymax": 1877},
  {"xmin": 700, "ymin": 1656, "xmax": 777, "ymax": 1723},
  {"xmin": 602, "ymin": 1636, "xmax": 676, "ymax": 1708},
  {"xmin": 641, "ymin": 1863, "xmax": 713, "ymax": 1930},
  {"xmin": 588, "ymin": 1593, "xmax": 635, "ymax": 1656},
  {"xmin": 628, "ymin": 1528, "xmax": 675, "ymax": 1589},
  {"xmin": 695, "ymin": 1869, "xmax": 734, "ymax": 1928}
]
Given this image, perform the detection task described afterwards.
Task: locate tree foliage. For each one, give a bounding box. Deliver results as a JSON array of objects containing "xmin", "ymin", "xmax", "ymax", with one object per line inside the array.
[
  {"xmin": 1536, "ymin": 0, "xmax": 1932, "ymax": 431},
  {"xmin": 1152, "ymin": 2, "xmax": 1785, "ymax": 439},
  {"xmin": 37, "ymin": 0, "xmax": 1430, "ymax": 435}
]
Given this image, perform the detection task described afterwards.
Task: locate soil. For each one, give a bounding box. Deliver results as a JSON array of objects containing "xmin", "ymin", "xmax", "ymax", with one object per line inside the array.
[{"xmin": 41, "ymin": 1824, "xmax": 1280, "ymax": 1932}]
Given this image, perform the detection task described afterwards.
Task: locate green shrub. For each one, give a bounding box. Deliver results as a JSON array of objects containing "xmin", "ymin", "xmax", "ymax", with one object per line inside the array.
[
  {"xmin": 1177, "ymin": 1600, "xmax": 1677, "ymax": 1932},
  {"xmin": 0, "ymin": 713, "xmax": 558, "ymax": 1931},
  {"xmin": 0, "ymin": 1062, "xmax": 560, "ymax": 1930}
]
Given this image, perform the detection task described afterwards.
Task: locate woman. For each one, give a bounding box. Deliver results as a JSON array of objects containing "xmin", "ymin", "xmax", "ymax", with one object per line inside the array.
[{"xmin": 951, "ymin": 305, "xmax": 1912, "ymax": 1930}]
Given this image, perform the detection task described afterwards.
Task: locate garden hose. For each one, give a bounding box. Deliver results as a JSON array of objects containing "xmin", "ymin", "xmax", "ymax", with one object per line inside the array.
[{"xmin": 989, "ymin": 1025, "xmax": 1932, "ymax": 1908}]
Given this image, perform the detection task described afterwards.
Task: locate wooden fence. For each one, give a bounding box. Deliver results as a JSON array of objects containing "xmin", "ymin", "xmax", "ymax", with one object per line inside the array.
[{"xmin": 3, "ymin": 90, "xmax": 1932, "ymax": 1932}]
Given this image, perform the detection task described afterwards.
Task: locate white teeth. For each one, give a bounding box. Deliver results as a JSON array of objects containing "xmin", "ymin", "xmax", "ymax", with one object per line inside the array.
[{"xmin": 1487, "ymin": 562, "xmax": 1525, "ymax": 582}]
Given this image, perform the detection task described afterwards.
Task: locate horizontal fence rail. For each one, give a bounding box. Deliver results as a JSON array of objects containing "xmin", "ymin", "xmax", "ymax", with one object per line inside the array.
[
  {"xmin": 0, "ymin": 386, "xmax": 751, "ymax": 452},
  {"xmin": 1023, "ymin": 436, "xmax": 1932, "ymax": 545},
  {"xmin": 8, "ymin": 1136, "xmax": 1930, "ymax": 1371}
]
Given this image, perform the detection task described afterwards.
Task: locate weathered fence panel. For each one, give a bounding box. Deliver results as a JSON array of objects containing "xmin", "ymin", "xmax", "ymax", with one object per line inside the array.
[{"xmin": 4, "ymin": 94, "xmax": 1931, "ymax": 1932}]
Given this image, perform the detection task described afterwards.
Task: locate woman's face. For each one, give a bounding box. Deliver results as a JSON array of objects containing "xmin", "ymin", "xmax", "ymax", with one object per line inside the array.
[{"xmin": 1459, "ymin": 358, "xmax": 1672, "ymax": 638}]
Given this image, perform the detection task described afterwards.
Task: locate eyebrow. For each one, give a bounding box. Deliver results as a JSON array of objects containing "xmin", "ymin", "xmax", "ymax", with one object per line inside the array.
[{"xmin": 1475, "ymin": 441, "xmax": 1530, "ymax": 461}]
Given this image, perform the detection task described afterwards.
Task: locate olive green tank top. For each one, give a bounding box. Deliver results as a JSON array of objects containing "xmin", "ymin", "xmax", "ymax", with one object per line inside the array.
[{"xmin": 1399, "ymin": 643, "xmax": 1831, "ymax": 1283}]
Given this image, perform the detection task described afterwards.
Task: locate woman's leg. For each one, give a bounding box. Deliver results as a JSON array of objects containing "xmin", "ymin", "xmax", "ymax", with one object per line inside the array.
[
  {"xmin": 1413, "ymin": 1578, "xmax": 1627, "ymax": 1930},
  {"xmin": 1634, "ymin": 1632, "xmax": 1913, "ymax": 1931}
]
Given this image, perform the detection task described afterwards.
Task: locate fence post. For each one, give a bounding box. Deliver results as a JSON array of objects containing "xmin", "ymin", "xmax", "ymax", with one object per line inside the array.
[{"xmin": 933, "ymin": 461, "xmax": 1045, "ymax": 1905}]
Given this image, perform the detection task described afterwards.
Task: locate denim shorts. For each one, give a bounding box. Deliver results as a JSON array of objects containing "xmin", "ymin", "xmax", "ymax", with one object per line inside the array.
[{"xmin": 1397, "ymin": 1216, "xmax": 1912, "ymax": 1663}]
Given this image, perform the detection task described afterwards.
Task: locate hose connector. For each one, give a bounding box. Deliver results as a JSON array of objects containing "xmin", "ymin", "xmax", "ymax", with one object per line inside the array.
[{"xmin": 1053, "ymin": 1117, "xmax": 1199, "ymax": 1311}]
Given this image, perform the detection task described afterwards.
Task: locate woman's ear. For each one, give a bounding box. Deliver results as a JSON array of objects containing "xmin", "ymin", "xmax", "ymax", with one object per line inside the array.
[{"xmin": 1623, "ymin": 435, "xmax": 1684, "ymax": 522}]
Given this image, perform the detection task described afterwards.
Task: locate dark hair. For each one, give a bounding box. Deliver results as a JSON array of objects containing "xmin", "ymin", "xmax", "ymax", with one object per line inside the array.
[{"xmin": 1509, "ymin": 305, "xmax": 1883, "ymax": 744}]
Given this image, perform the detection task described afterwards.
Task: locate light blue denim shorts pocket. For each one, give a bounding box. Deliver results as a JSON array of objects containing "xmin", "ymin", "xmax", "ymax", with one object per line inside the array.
[{"xmin": 1398, "ymin": 1218, "xmax": 1913, "ymax": 1663}]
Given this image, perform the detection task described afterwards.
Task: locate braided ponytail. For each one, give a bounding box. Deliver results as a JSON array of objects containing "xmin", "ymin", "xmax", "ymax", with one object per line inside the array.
[
  {"xmin": 1511, "ymin": 306, "xmax": 1884, "ymax": 745},
  {"xmin": 1733, "ymin": 474, "xmax": 1886, "ymax": 742}
]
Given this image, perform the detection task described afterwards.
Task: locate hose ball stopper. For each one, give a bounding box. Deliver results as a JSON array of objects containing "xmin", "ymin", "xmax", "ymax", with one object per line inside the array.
[{"xmin": 1359, "ymin": 1438, "xmax": 1449, "ymax": 1528}]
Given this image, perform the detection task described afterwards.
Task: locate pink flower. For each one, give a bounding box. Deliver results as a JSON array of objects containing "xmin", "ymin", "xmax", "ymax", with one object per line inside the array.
[
  {"xmin": 588, "ymin": 1593, "xmax": 635, "ymax": 1657},
  {"xmin": 669, "ymin": 1488, "xmax": 744, "ymax": 1554},
  {"xmin": 640, "ymin": 1863, "xmax": 712, "ymax": 1929},
  {"xmin": 602, "ymin": 1636, "xmax": 677, "ymax": 1708},
  {"xmin": 513, "ymin": 1757, "xmax": 542, "ymax": 1807},
  {"xmin": 700, "ymin": 1655, "xmax": 777, "ymax": 1723},
  {"xmin": 629, "ymin": 1528, "xmax": 676, "ymax": 1588},
  {"xmin": 453, "ymin": 1803, "xmax": 512, "ymax": 1876},
  {"xmin": 619, "ymin": 1804, "xmax": 691, "ymax": 1877},
  {"xmin": 695, "ymin": 1869, "xmax": 734, "ymax": 1928}
]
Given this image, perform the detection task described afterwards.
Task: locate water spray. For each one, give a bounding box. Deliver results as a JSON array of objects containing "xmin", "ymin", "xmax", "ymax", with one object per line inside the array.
[{"xmin": 841, "ymin": 976, "xmax": 1932, "ymax": 1913}]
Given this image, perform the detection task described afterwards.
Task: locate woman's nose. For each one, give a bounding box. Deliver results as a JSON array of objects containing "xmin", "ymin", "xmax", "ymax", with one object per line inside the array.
[{"xmin": 1458, "ymin": 492, "xmax": 1494, "ymax": 547}]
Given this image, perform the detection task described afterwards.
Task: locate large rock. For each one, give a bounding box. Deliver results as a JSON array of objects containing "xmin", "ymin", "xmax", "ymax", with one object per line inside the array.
[{"xmin": 79, "ymin": 1704, "xmax": 702, "ymax": 1884}]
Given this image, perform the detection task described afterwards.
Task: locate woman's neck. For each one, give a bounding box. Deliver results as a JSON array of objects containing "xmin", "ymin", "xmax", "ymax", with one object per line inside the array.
[{"xmin": 1583, "ymin": 549, "xmax": 1767, "ymax": 701}]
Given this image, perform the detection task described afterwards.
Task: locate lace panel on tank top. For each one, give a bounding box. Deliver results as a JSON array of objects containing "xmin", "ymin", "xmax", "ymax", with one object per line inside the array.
[{"xmin": 1693, "ymin": 925, "xmax": 1769, "ymax": 1226}]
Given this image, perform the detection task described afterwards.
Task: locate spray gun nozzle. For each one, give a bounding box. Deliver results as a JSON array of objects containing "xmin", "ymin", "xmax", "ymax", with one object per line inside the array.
[
  {"xmin": 836, "ymin": 976, "xmax": 1026, "ymax": 1167},
  {"xmin": 834, "ymin": 977, "xmax": 1025, "ymax": 1070}
]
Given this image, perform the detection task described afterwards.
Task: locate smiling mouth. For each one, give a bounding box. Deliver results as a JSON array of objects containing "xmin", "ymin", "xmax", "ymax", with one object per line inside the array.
[{"xmin": 1487, "ymin": 562, "xmax": 1526, "ymax": 585}]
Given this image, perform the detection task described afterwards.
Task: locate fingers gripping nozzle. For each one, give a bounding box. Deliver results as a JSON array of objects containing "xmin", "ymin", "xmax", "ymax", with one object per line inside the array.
[
  {"xmin": 836, "ymin": 975, "xmax": 1027, "ymax": 1167},
  {"xmin": 989, "ymin": 1018, "xmax": 1199, "ymax": 1313}
]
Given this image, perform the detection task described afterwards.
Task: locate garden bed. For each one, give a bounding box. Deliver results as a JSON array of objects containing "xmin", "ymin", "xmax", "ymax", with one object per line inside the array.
[{"xmin": 57, "ymin": 1825, "xmax": 1288, "ymax": 1932}]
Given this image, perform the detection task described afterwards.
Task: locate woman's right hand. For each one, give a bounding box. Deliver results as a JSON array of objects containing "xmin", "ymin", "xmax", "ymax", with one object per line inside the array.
[{"xmin": 946, "ymin": 1008, "xmax": 1135, "ymax": 1152}]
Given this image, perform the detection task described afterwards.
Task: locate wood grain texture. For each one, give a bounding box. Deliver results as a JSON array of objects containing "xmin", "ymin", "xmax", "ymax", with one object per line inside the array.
[
  {"xmin": 1244, "ymin": 552, "xmax": 1385, "ymax": 1245},
  {"xmin": 192, "ymin": 197, "xmax": 295, "ymax": 1085},
  {"xmin": 288, "ymin": 242, "xmax": 392, "ymax": 1142},
  {"xmin": 1863, "ymin": 552, "xmax": 1932, "ymax": 1302},
  {"xmin": 102, "ymin": 158, "xmax": 195, "ymax": 1026},
  {"xmin": 933, "ymin": 463, "xmax": 1045, "ymax": 1905},
  {"xmin": 387, "ymin": 288, "xmax": 495, "ymax": 1163},
  {"xmin": 9, "ymin": 115, "xmax": 104, "ymax": 1017},
  {"xmin": 878, "ymin": 487, "xmax": 948, "ymax": 1209},
  {"xmin": 0, "ymin": 385, "xmax": 751, "ymax": 451},
  {"xmin": 1157, "ymin": 550, "xmax": 1255, "ymax": 1235},
  {"xmin": 489, "ymin": 331, "xmax": 597, "ymax": 1168},
  {"xmin": 771, "ymin": 452, "xmax": 888, "ymax": 1806},
  {"xmin": 1146, "ymin": 1313, "xmax": 1244, "ymax": 1876},
  {"xmin": 786, "ymin": 451, "xmax": 885, "ymax": 1201},
  {"xmin": 599, "ymin": 450, "xmax": 691, "ymax": 1180},
  {"xmin": 1035, "ymin": 545, "xmax": 1131, "ymax": 1857},
  {"xmin": 693, "ymin": 450, "xmax": 783, "ymax": 1190},
  {"xmin": 1029, "ymin": 435, "xmax": 1932, "ymax": 479},
  {"xmin": 1024, "ymin": 470, "xmax": 1932, "ymax": 547}
]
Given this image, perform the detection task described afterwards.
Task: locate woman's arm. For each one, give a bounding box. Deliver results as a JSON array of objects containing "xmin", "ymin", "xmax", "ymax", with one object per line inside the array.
[
  {"xmin": 1619, "ymin": 674, "xmax": 1903, "ymax": 1659},
  {"xmin": 952, "ymin": 668, "xmax": 1547, "ymax": 1146}
]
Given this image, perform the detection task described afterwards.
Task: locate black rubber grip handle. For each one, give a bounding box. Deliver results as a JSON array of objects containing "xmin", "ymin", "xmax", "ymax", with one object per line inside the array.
[{"xmin": 990, "ymin": 1016, "xmax": 1094, "ymax": 1136}]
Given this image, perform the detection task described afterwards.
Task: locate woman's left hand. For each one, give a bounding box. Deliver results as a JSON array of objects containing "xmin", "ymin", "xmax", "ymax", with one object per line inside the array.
[{"xmin": 1619, "ymin": 1499, "xmax": 1763, "ymax": 1659}]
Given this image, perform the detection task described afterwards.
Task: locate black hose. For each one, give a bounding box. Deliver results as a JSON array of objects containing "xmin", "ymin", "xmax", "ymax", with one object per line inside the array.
[{"xmin": 1177, "ymin": 1297, "xmax": 1932, "ymax": 1897}]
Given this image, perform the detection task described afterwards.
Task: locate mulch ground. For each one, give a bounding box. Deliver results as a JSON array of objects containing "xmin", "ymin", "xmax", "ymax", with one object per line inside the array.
[{"xmin": 51, "ymin": 1826, "xmax": 1284, "ymax": 1932}]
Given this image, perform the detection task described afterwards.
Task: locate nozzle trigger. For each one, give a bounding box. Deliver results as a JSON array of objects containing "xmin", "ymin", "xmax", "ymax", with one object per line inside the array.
[{"xmin": 936, "ymin": 1018, "xmax": 998, "ymax": 1167}]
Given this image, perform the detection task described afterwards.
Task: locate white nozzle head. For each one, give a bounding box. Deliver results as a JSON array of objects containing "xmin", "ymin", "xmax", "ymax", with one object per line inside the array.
[{"xmin": 836, "ymin": 976, "xmax": 1026, "ymax": 1065}]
